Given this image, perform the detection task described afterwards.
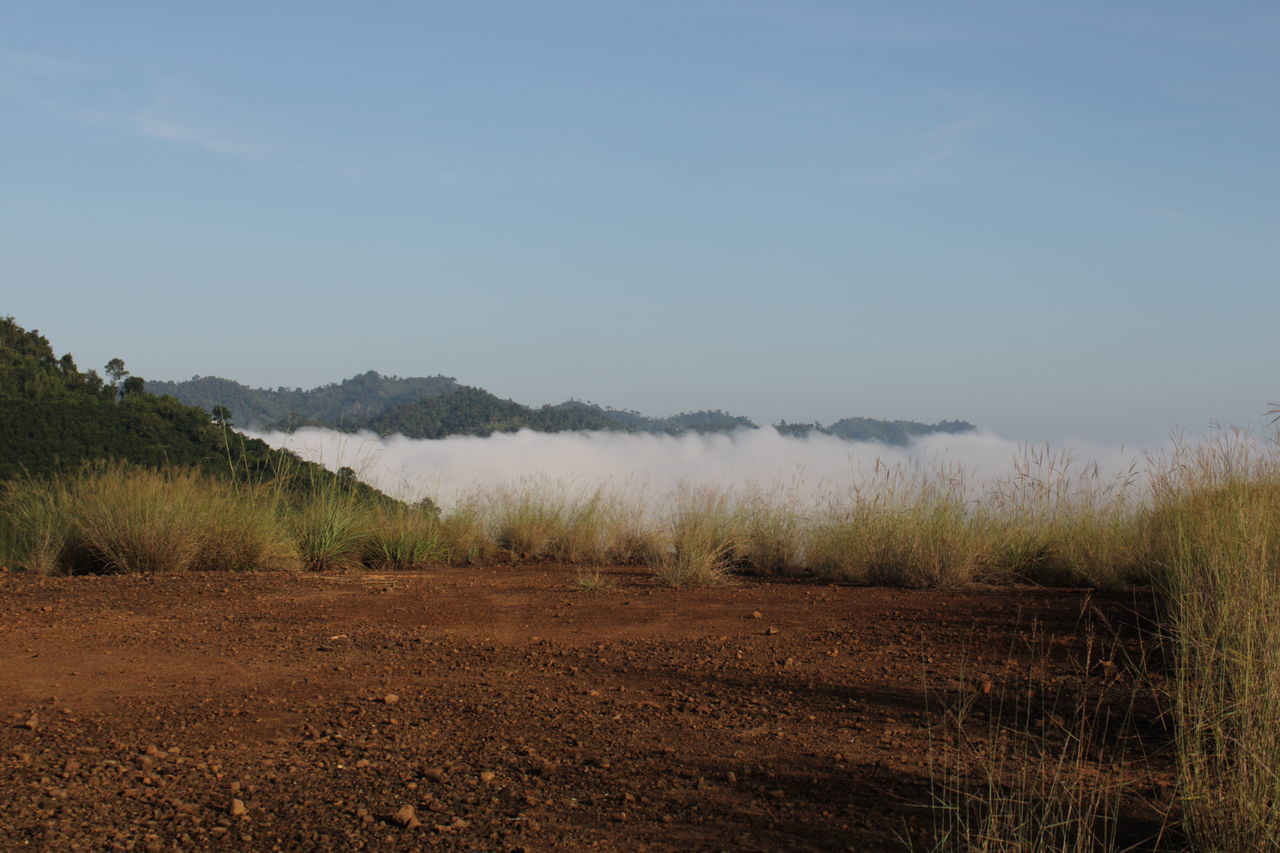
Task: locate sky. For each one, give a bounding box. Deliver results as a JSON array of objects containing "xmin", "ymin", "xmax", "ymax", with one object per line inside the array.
[{"xmin": 3, "ymin": 1, "xmax": 1278, "ymax": 444}]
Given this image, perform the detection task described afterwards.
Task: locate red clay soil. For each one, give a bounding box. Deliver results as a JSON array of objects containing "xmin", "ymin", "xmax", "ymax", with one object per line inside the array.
[{"xmin": 0, "ymin": 566, "xmax": 1174, "ymax": 852}]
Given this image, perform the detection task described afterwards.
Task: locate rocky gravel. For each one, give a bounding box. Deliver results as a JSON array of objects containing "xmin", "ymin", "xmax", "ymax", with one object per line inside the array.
[{"xmin": 0, "ymin": 566, "xmax": 1170, "ymax": 851}]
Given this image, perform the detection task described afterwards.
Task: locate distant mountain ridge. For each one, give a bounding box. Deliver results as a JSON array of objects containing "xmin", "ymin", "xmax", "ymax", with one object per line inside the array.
[
  {"xmin": 147, "ymin": 372, "xmax": 977, "ymax": 445},
  {"xmin": 145, "ymin": 371, "xmax": 461, "ymax": 430},
  {"xmin": 775, "ymin": 417, "xmax": 977, "ymax": 446}
]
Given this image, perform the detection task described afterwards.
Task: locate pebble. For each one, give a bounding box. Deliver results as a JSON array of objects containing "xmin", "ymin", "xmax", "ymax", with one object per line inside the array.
[
  {"xmin": 229, "ymin": 798, "xmax": 247, "ymax": 817},
  {"xmin": 383, "ymin": 694, "xmax": 400, "ymax": 705},
  {"xmin": 392, "ymin": 804, "xmax": 421, "ymax": 829}
]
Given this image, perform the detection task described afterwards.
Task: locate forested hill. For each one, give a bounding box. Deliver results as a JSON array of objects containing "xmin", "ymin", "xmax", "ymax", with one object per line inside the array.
[
  {"xmin": 146, "ymin": 371, "xmax": 460, "ymax": 430},
  {"xmin": 550, "ymin": 401, "xmax": 758, "ymax": 434},
  {"xmin": 145, "ymin": 371, "xmax": 975, "ymax": 443},
  {"xmin": 0, "ymin": 316, "xmax": 387, "ymax": 499},
  {"xmin": 367, "ymin": 387, "xmax": 619, "ymax": 439},
  {"xmin": 774, "ymin": 417, "xmax": 977, "ymax": 446}
]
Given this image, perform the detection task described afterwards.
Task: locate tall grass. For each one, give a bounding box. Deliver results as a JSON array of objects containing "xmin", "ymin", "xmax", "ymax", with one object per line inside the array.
[
  {"xmin": 0, "ymin": 474, "xmax": 72, "ymax": 575},
  {"xmin": 362, "ymin": 501, "xmax": 447, "ymax": 570},
  {"xmin": 0, "ymin": 463, "xmax": 297, "ymax": 574},
  {"xmin": 808, "ymin": 464, "xmax": 984, "ymax": 587},
  {"xmin": 926, "ymin": 647, "xmax": 1139, "ymax": 853},
  {"xmin": 652, "ymin": 487, "xmax": 741, "ymax": 586},
  {"xmin": 984, "ymin": 446, "xmax": 1144, "ymax": 588},
  {"xmin": 1145, "ymin": 434, "xmax": 1280, "ymax": 850}
]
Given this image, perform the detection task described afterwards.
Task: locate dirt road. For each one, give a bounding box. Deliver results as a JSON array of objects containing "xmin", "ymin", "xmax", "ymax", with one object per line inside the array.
[{"xmin": 0, "ymin": 567, "xmax": 1168, "ymax": 851}]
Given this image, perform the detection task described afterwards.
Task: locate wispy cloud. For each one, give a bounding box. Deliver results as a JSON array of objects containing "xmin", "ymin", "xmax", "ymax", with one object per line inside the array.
[
  {"xmin": 130, "ymin": 108, "xmax": 261, "ymax": 156},
  {"xmin": 2, "ymin": 51, "xmax": 263, "ymax": 158},
  {"xmin": 846, "ymin": 114, "xmax": 983, "ymax": 188},
  {"xmin": 1, "ymin": 50, "xmax": 471, "ymax": 188}
]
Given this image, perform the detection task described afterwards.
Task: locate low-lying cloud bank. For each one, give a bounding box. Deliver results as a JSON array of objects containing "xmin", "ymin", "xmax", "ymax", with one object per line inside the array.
[{"xmin": 245, "ymin": 427, "xmax": 1160, "ymax": 509}]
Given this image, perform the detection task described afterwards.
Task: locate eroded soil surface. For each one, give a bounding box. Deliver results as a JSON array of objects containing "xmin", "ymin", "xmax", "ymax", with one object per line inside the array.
[{"xmin": 0, "ymin": 567, "xmax": 1173, "ymax": 851}]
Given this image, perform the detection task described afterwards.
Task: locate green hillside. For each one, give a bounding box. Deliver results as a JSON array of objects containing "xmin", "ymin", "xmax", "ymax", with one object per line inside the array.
[
  {"xmin": 774, "ymin": 417, "xmax": 977, "ymax": 445},
  {"xmin": 0, "ymin": 316, "xmax": 388, "ymax": 498},
  {"xmin": 551, "ymin": 401, "xmax": 758, "ymax": 434},
  {"xmin": 366, "ymin": 387, "xmax": 618, "ymax": 439},
  {"xmin": 146, "ymin": 371, "xmax": 460, "ymax": 429}
]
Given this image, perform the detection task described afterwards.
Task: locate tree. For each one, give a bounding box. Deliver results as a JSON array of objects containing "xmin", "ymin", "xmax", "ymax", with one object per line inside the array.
[
  {"xmin": 121, "ymin": 376, "xmax": 146, "ymax": 399},
  {"xmin": 211, "ymin": 405, "xmax": 233, "ymax": 427},
  {"xmin": 105, "ymin": 358, "xmax": 128, "ymax": 400}
]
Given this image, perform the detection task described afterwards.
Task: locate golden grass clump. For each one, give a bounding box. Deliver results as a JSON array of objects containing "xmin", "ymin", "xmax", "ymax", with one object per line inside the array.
[
  {"xmin": 362, "ymin": 501, "xmax": 446, "ymax": 570},
  {"xmin": 288, "ymin": 488, "xmax": 373, "ymax": 572},
  {"xmin": 735, "ymin": 492, "xmax": 806, "ymax": 576},
  {"xmin": 0, "ymin": 473, "xmax": 73, "ymax": 575},
  {"xmin": 1143, "ymin": 433, "xmax": 1280, "ymax": 851},
  {"xmin": 0, "ymin": 463, "xmax": 300, "ymax": 575},
  {"xmin": 807, "ymin": 467, "xmax": 983, "ymax": 588},
  {"xmin": 433, "ymin": 496, "xmax": 498, "ymax": 565},
  {"xmin": 648, "ymin": 487, "xmax": 741, "ymax": 587},
  {"xmin": 983, "ymin": 445, "xmax": 1143, "ymax": 588}
]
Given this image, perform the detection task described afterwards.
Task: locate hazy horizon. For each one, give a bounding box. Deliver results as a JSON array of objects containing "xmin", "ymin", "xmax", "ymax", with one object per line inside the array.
[{"xmin": 247, "ymin": 423, "xmax": 1165, "ymax": 510}]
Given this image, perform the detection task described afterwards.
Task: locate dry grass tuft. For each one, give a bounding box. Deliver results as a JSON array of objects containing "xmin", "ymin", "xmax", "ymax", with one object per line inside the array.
[{"xmin": 1144, "ymin": 433, "xmax": 1280, "ymax": 850}]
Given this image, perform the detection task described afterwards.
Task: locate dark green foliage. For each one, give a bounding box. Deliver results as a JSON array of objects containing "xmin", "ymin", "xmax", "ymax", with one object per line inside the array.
[
  {"xmin": 146, "ymin": 370, "xmax": 460, "ymax": 429},
  {"xmin": 772, "ymin": 421, "xmax": 826, "ymax": 438},
  {"xmin": 773, "ymin": 417, "xmax": 976, "ymax": 445},
  {"xmin": 0, "ymin": 317, "xmax": 112, "ymax": 402},
  {"xmin": 367, "ymin": 387, "xmax": 619, "ymax": 439},
  {"xmin": 551, "ymin": 400, "xmax": 757, "ymax": 434},
  {"xmin": 825, "ymin": 417, "xmax": 975, "ymax": 445},
  {"xmin": 661, "ymin": 410, "xmax": 758, "ymax": 433},
  {"xmin": 369, "ymin": 392, "xmax": 762, "ymax": 439},
  {"xmin": 0, "ymin": 316, "xmax": 413, "ymax": 507}
]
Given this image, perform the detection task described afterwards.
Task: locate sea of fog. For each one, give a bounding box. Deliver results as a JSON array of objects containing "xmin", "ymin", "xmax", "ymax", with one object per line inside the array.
[{"xmin": 244, "ymin": 427, "xmax": 1162, "ymax": 509}]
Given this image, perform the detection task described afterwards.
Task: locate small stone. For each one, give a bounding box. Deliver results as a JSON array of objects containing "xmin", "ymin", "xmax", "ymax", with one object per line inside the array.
[
  {"xmin": 392, "ymin": 804, "xmax": 420, "ymax": 829},
  {"xmin": 229, "ymin": 798, "xmax": 247, "ymax": 817},
  {"xmin": 750, "ymin": 611, "xmax": 762, "ymax": 620},
  {"xmin": 479, "ymin": 771, "xmax": 495, "ymax": 783},
  {"xmin": 765, "ymin": 626, "xmax": 779, "ymax": 636},
  {"xmin": 21, "ymin": 713, "xmax": 38, "ymax": 731},
  {"xmin": 726, "ymin": 771, "xmax": 737, "ymax": 783},
  {"xmin": 383, "ymin": 694, "xmax": 400, "ymax": 705},
  {"xmin": 423, "ymin": 767, "xmax": 447, "ymax": 783}
]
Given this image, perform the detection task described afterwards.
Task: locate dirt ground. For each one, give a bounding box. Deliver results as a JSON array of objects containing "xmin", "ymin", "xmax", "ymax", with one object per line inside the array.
[{"xmin": 0, "ymin": 566, "xmax": 1174, "ymax": 852}]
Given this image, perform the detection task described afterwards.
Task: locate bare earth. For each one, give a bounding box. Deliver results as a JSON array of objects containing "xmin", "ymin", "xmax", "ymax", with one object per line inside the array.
[{"xmin": 0, "ymin": 567, "xmax": 1171, "ymax": 852}]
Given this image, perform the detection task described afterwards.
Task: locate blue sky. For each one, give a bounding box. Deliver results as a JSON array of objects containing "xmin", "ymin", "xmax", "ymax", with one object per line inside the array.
[{"xmin": 3, "ymin": 1, "xmax": 1277, "ymax": 442}]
